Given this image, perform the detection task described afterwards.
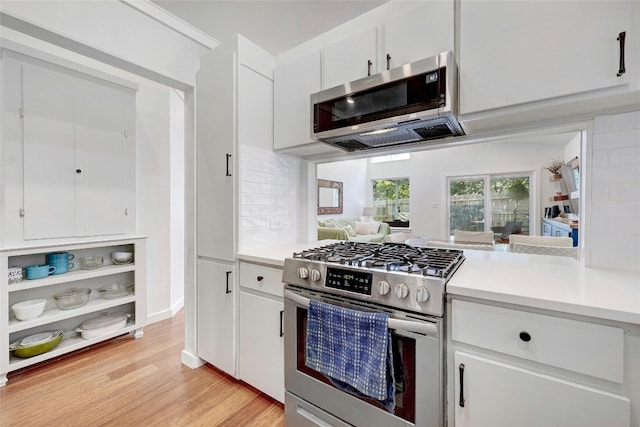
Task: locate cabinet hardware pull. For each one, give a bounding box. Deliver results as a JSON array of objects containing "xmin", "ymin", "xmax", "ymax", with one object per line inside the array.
[
  {"xmin": 76, "ymin": 169, "xmax": 82, "ymax": 174},
  {"xmin": 519, "ymin": 331, "xmax": 532, "ymax": 342},
  {"xmin": 617, "ymin": 31, "xmax": 626, "ymax": 76},
  {"xmin": 225, "ymin": 270, "xmax": 232, "ymax": 294},
  {"xmin": 367, "ymin": 59, "xmax": 373, "ymax": 76},
  {"xmin": 226, "ymin": 153, "xmax": 232, "ymax": 177},
  {"xmin": 19, "ymin": 109, "xmax": 24, "ymax": 119},
  {"xmin": 19, "ymin": 208, "xmax": 25, "ymax": 218},
  {"xmin": 459, "ymin": 363, "xmax": 465, "ymax": 407},
  {"xmin": 124, "ymin": 130, "xmax": 128, "ymax": 138},
  {"xmin": 279, "ymin": 310, "xmax": 284, "ymax": 337},
  {"xmin": 257, "ymin": 275, "xmax": 264, "ymax": 282},
  {"xmin": 386, "ymin": 53, "xmax": 391, "ymax": 70}
]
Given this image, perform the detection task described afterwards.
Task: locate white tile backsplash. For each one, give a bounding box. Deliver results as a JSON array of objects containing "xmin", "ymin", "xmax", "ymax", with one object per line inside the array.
[
  {"xmin": 590, "ymin": 111, "xmax": 640, "ymax": 271},
  {"xmin": 239, "ymin": 145, "xmax": 302, "ymax": 251}
]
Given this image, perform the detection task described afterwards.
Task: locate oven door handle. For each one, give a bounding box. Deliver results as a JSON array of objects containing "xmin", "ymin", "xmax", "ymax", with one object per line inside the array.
[{"xmin": 284, "ymin": 290, "xmax": 438, "ymax": 337}]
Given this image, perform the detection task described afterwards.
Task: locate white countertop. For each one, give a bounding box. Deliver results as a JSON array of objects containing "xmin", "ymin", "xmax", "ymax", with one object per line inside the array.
[
  {"xmin": 236, "ymin": 241, "xmax": 341, "ymax": 268},
  {"xmin": 237, "ymin": 242, "xmax": 640, "ymax": 325},
  {"xmin": 447, "ymin": 250, "xmax": 640, "ymax": 325}
]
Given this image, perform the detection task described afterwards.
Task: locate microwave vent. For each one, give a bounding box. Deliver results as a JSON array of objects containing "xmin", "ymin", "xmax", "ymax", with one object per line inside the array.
[{"xmin": 414, "ymin": 124, "xmax": 454, "ymax": 140}]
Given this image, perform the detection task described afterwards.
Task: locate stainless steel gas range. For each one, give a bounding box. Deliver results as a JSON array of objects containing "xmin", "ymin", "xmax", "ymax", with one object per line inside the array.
[{"xmin": 282, "ymin": 241, "xmax": 465, "ymax": 427}]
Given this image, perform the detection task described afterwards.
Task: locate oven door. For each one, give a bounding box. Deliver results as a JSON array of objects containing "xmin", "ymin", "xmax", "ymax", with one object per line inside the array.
[{"xmin": 284, "ymin": 287, "xmax": 443, "ymax": 427}]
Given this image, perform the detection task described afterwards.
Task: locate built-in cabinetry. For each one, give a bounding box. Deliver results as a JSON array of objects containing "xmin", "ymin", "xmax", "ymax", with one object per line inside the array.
[
  {"xmin": 448, "ymin": 298, "xmax": 635, "ymax": 427},
  {"xmin": 1, "ymin": 49, "xmax": 137, "ymax": 245},
  {"xmin": 541, "ymin": 218, "xmax": 578, "ymax": 246},
  {"xmin": 1, "ymin": 237, "xmax": 146, "ymax": 387},
  {"xmin": 272, "ymin": 0, "xmax": 454, "ymax": 153},
  {"xmin": 195, "ymin": 36, "xmax": 275, "ymax": 375},
  {"xmin": 238, "ymin": 262, "xmax": 285, "ymax": 403},
  {"xmin": 459, "ymin": 1, "xmax": 638, "ymax": 131},
  {"xmin": 196, "ymin": 259, "xmax": 235, "ymax": 376}
]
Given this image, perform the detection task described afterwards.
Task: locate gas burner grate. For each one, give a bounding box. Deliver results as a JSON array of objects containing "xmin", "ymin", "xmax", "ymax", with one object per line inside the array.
[{"xmin": 293, "ymin": 242, "xmax": 465, "ymax": 280}]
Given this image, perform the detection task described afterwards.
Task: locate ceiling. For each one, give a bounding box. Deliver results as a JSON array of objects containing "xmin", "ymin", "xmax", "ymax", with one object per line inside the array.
[{"xmin": 151, "ymin": 0, "xmax": 389, "ymax": 55}]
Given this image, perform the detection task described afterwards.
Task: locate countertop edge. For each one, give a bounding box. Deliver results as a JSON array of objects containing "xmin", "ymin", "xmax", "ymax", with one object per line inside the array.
[{"xmin": 447, "ymin": 285, "xmax": 640, "ymax": 325}]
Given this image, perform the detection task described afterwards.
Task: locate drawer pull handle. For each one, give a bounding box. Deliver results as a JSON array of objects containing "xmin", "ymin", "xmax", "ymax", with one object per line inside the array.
[
  {"xmin": 519, "ymin": 331, "xmax": 532, "ymax": 342},
  {"xmin": 257, "ymin": 275, "xmax": 264, "ymax": 282},
  {"xmin": 459, "ymin": 363, "xmax": 465, "ymax": 407},
  {"xmin": 617, "ymin": 31, "xmax": 626, "ymax": 76},
  {"xmin": 225, "ymin": 271, "xmax": 232, "ymax": 294}
]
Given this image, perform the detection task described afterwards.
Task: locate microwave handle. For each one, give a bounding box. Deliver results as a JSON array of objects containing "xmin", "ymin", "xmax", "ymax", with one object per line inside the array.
[{"xmin": 284, "ymin": 290, "xmax": 438, "ymax": 337}]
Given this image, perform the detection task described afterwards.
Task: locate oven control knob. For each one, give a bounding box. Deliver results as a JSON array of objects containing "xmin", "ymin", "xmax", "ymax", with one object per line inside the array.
[
  {"xmin": 378, "ymin": 280, "xmax": 391, "ymax": 295},
  {"xmin": 298, "ymin": 267, "xmax": 310, "ymax": 279},
  {"xmin": 310, "ymin": 269, "xmax": 321, "ymax": 282},
  {"xmin": 415, "ymin": 286, "xmax": 430, "ymax": 303},
  {"xmin": 394, "ymin": 283, "xmax": 409, "ymax": 299}
]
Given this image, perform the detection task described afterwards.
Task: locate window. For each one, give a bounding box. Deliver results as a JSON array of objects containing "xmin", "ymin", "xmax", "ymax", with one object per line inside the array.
[
  {"xmin": 372, "ymin": 178, "xmax": 410, "ymax": 226},
  {"xmin": 448, "ymin": 174, "xmax": 531, "ymax": 241}
]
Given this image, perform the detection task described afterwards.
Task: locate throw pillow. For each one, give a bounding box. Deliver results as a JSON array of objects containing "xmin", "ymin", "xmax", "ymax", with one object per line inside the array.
[
  {"xmin": 323, "ymin": 219, "xmax": 338, "ymax": 228},
  {"xmin": 355, "ymin": 221, "xmax": 380, "ymax": 235},
  {"xmin": 343, "ymin": 224, "xmax": 357, "ymax": 238}
]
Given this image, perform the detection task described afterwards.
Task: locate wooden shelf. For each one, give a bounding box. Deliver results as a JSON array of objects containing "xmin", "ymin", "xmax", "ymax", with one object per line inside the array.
[{"xmin": 8, "ymin": 264, "xmax": 135, "ymax": 292}]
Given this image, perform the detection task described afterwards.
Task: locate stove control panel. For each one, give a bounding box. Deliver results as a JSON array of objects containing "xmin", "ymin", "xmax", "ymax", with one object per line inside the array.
[
  {"xmin": 325, "ymin": 267, "xmax": 372, "ymax": 295},
  {"xmin": 282, "ymin": 259, "xmax": 447, "ymax": 316}
]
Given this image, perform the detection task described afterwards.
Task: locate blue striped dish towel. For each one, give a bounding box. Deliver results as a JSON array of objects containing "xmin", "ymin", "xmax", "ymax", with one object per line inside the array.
[{"xmin": 305, "ymin": 300, "xmax": 395, "ymax": 411}]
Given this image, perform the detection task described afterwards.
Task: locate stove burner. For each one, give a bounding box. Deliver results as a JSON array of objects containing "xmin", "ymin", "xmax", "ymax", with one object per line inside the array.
[{"xmin": 293, "ymin": 241, "xmax": 464, "ymax": 279}]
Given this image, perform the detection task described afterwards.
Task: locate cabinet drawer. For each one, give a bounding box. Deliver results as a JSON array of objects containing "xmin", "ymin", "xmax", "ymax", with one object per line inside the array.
[
  {"xmin": 451, "ymin": 300, "xmax": 624, "ymax": 383},
  {"xmin": 239, "ymin": 262, "xmax": 283, "ymax": 297}
]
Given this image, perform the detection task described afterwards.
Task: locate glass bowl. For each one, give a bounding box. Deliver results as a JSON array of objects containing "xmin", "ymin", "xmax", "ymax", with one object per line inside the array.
[
  {"xmin": 53, "ymin": 287, "xmax": 91, "ymax": 310},
  {"xmin": 79, "ymin": 256, "xmax": 104, "ymax": 270}
]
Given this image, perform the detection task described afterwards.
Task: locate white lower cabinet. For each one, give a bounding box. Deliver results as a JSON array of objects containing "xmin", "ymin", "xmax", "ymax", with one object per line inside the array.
[
  {"xmin": 448, "ymin": 298, "xmax": 632, "ymax": 427},
  {"xmin": 238, "ymin": 261, "xmax": 284, "ymax": 402},
  {"xmin": 197, "ymin": 259, "xmax": 236, "ymax": 376},
  {"xmin": 453, "ymin": 351, "xmax": 630, "ymax": 427},
  {"xmin": 1, "ymin": 237, "xmax": 146, "ymax": 387}
]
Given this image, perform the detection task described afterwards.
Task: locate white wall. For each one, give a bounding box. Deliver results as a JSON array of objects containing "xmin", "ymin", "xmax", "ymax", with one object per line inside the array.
[
  {"xmin": 317, "ymin": 158, "xmax": 368, "ymax": 218},
  {"xmin": 589, "ymin": 111, "xmax": 640, "ymax": 271},
  {"xmin": 169, "ymin": 89, "xmax": 185, "ymax": 315}
]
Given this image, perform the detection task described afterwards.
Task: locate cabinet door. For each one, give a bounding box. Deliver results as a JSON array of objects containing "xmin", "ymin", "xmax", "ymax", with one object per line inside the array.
[
  {"xmin": 238, "ymin": 291, "xmax": 284, "ymax": 402},
  {"xmin": 75, "ymin": 78, "xmax": 133, "ymax": 236},
  {"xmin": 382, "ymin": 0, "xmax": 454, "ymax": 69},
  {"xmin": 22, "ymin": 63, "xmax": 77, "ymax": 240},
  {"xmin": 541, "ymin": 221, "xmax": 552, "ymax": 236},
  {"xmin": 453, "ymin": 352, "xmax": 630, "ymax": 427},
  {"xmin": 196, "ymin": 49, "xmax": 236, "ymax": 261},
  {"xmin": 553, "ymin": 226, "xmax": 571, "ymax": 238},
  {"xmin": 322, "ymin": 26, "xmax": 377, "ymax": 89},
  {"xmin": 197, "ymin": 259, "xmax": 236, "ymax": 376},
  {"xmin": 273, "ymin": 50, "xmax": 322, "ymax": 150},
  {"xmin": 459, "ymin": 1, "xmax": 631, "ymax": 114}
]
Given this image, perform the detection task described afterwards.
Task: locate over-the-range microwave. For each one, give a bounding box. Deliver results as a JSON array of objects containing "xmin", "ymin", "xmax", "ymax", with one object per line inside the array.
[{"xmin": 310, "ymin": 50, "xmax": 465, "ymax": 152}]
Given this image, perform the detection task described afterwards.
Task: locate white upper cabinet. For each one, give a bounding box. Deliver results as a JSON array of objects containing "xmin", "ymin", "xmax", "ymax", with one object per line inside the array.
[
  {"xmin": 22, "ymin": 63, "xmax": 77, "ymax": 239},
  {"xmin": 381, "ymin": 0, "xmax": 454, "ymax": 69},
  {"xmin": 9, "ymin": 54, "xmax": 136, "ymax": 242},
  {"xmin": 322, "ymin": 26, "xmax": 378, "ymax": 89},
  {"xmin": 273, "ymin": 50, "xmax": 321, "ymax": 150},
  {"xmin": 196, "ymin": 48, "xmax": 237, "ymax": 262},
  {"xmin": 459, "ymin": 1, "xmax": 634, "ymax": 115}
]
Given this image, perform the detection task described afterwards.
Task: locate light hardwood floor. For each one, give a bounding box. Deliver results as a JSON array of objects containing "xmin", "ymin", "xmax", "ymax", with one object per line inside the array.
[{"xmin": 1, "ymin": 310, "xmax": 285, "ymax": 426}]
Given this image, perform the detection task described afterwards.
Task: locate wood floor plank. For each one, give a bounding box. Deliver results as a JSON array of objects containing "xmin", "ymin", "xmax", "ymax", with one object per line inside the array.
[{"xmin": 1, "ymin": 310, "xmax": 284, "ymax": 426}]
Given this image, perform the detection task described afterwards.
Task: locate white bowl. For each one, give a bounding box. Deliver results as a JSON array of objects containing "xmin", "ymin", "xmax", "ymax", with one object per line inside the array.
[
  {"xmin": 111, "ymin": 251, "xmax": 133, "ymax": 264},
  {"xmin": 11, "ymin": 299, "xmax": 47, "ymax": 321}
]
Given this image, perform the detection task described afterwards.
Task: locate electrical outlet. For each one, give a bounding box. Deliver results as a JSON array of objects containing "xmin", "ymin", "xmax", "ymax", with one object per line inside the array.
[{"xmin": 270, "ymin": 218, "xmax": 283, "ymax": 230}]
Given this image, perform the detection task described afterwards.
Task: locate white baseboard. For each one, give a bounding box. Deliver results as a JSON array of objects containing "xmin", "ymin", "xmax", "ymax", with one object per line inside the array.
[
  {"xmin": 181, "ymin": 350, "xmax": 205, "ymax": 369},
  {"xmin": 146, "ymin": 296, "xmax": 185, "ymax": 325}
]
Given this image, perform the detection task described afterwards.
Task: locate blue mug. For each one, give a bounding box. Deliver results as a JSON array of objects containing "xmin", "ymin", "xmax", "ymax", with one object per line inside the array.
[
  {"xmin": 25, "ymin": 264, "xmax": 56, "ymax": 280},
  {"xmin": 50, "ymin": 261, "xmax": 75, "ymax": 275},
  {"xmin": 46, "ymin": 252, "xmax": 75, "ymax": 264}
]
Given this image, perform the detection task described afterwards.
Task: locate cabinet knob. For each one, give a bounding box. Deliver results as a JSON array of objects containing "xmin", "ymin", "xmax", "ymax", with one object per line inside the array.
[
  {"xmin": 519, "ymin": 331, "xmax": 532, "ymax": 342},
  {"xmin": 257, "ymin": 275, "xmax": 264, "ymax": 282},
  {"xmin": 76, "ymin": 169, "xmax": 82, "ymax": 174}
]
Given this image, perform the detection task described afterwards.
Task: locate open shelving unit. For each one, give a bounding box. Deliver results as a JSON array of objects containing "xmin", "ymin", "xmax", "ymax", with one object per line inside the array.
[{"xmin": 1, "ymin": 237, "xmax": 146, "ymax": 386}]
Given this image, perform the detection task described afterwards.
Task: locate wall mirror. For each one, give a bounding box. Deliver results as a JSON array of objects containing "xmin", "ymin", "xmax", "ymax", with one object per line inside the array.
[{"xmin": 317, "ymin": 179, "xmax": 343, "ymax": 215}]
